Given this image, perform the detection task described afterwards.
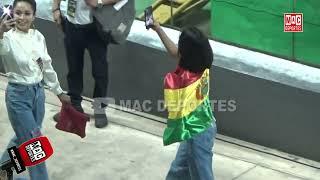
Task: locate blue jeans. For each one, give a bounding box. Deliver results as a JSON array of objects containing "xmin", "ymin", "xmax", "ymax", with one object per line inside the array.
[
  {"xmin": 0, "ymin": 82, "xmax": 48, "ymax": 180},
  {"xmin": 166, "ymin": 123, "xmax": 217, "ymax": 180}
]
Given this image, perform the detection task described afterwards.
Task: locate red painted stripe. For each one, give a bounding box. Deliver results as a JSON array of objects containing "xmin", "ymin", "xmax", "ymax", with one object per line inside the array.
[{"xmin": 164, "ymin": 66, "xmax": 203, "ymax": 89}]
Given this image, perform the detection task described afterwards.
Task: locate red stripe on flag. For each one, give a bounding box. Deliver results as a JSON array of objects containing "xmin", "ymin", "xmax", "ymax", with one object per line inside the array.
[{"xmin": 164, "ymin": 66, "xmax": 203, "ymax": 89}]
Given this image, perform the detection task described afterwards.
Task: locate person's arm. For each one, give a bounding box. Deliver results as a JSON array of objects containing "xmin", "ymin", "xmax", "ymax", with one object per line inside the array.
[
  {"xmin": 151, "ymin": 22, "xmax": 179, "ymax": 61},
  {"xmin": 52, "ymin": 0, "xmax": 62, "ymax": 27},
  {"xmin": 102, "ymin": 0, "xmax": 120, "ymax": 5},
  {"xmin": 52, "ymin": 0, "xmax": 61, "ymax": 13},
  {"xmin": 0, "ymin": 16, "xmax": 15, "ymax": 55},
  {"xmin": 40, "ymin": 33, "xmax": 70, "ymax": 103},
  {"xmin": 0, "ymin": 35, "xmax": 9, "ymax": 55},
  {"xmin": 85, "ymin": 0, "xmax": 120, "ymax": 8}
]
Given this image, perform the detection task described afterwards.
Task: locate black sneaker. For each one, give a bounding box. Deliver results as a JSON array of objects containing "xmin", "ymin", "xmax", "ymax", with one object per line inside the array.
[
  {"xmin": 94, "ymin": 113, "xmax": 108, "ymax": 128},
  {"xmin": 53, "ymin": 112, "xmax": 60, "ymax": 122},
  {"xmin": 73, "ymin": 104, "xmax": 84, "ymax": 113}
]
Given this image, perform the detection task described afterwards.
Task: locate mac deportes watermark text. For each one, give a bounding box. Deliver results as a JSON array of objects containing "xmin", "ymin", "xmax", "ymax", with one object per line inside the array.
[{"xmin": 92, "ymin": 97, "xmax": 237, "ymax": 114}]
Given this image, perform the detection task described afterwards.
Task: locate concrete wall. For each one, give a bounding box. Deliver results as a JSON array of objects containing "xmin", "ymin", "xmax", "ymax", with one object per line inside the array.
[{"xmin": 1, "ymin": 18, "xmax": 319, "ymax": 162}]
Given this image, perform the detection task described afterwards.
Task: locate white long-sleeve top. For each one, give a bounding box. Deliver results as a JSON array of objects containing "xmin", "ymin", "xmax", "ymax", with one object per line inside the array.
[{"xmin": 0, "ymin": 28, "xmax": 63, "ymax": 95}]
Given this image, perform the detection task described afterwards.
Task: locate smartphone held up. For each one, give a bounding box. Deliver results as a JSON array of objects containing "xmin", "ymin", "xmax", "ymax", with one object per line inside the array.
[
  {"xmin": 0, "ymin": 5, "xmax": 14, "ymax": 20},
  {"xmin": 144, "ymin": 6, "xmax": 154, "ymax": 29}
]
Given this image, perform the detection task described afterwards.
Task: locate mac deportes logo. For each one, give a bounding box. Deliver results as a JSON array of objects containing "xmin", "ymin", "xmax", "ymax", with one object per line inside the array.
[{"xmin": 284, "ymin": 13, "xmax": 303, "ymax": 32}]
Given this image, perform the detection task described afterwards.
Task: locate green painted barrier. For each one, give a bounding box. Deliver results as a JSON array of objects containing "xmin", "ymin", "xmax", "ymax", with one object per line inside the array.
[
  {"xmin": 135, "ymin": 0, "xmax": 155, "ymax": 15},
  {"xmin": 135, "ymin": 1, "xmax": 319, "ymax": 67},
  {"xmin": 211, "ymin": 0, "xmax": 320, "ymax": 67}
]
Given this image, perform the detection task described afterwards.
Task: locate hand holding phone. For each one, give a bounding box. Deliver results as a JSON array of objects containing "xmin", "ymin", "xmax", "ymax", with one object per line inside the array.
[
  {"xmin": 144, "ymin": 6, "xmax": 154, "ymax": 29},
  {"xmin": 0, "ymin": 5, "xmax": 14, "ymax": 20},
  {"xmin": 0, "ymin": 5, "xmax": 15, "ymax": 33}
]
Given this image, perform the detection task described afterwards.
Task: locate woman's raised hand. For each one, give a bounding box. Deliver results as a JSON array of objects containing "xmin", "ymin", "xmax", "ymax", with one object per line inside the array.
[{"xmin": 0, "ymin": 15, "xmax": 15, "ymax": 34}]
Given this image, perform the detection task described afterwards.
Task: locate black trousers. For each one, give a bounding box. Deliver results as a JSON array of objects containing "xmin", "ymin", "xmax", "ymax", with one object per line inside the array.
[{"xmin": 63, "ymin": 19, "xmax": 109, "ymax": 107}]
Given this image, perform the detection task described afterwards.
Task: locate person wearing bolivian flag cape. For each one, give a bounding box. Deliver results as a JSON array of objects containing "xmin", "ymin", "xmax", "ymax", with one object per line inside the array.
[{"xmin": 151, "ymin": 21, "xmax": 217, "ymax": 180}]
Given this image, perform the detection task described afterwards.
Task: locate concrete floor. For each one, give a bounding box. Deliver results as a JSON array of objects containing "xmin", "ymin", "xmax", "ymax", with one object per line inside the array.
[{"xmin": 0, "ymin": 76, "xmax": 319, "ymax": 180}]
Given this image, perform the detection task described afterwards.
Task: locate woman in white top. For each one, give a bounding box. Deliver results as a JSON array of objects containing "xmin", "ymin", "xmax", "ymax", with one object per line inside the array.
[{"xmin": 0, "ymin": 0, "xmax": 70, "ymax": 179}]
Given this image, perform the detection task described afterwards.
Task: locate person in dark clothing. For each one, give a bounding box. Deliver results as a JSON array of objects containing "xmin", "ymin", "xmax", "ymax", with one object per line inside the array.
[{"xmin": 52, "ymin": 0, "xmax": 120, "ymax": 128}]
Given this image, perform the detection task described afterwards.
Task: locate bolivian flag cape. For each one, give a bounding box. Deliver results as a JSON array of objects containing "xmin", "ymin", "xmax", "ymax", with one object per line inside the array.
[{"xmin": 163, "ymin": 67, "xmax": 214, "ymax": 146}]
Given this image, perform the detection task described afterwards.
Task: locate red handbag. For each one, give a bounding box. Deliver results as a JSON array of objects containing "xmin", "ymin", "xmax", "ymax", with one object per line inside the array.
[{"xmin": 55, "ymin": 103, "xmax": 90, "ymax": 138}]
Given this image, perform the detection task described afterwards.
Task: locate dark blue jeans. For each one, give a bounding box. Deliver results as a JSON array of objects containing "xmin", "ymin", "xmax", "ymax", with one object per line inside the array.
[
  {"xmin": 0, "ymin": 82, "xmax": 48, "ymax": 180},
  {"xmin": 166, "ymin": 122, "xmax": 217, "ymax": 180}
]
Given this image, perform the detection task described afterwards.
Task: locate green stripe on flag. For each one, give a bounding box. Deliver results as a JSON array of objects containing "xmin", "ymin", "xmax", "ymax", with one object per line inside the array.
[{"xmin": 163, "ymin": 98, "xmax": 214, "ymax": 146}]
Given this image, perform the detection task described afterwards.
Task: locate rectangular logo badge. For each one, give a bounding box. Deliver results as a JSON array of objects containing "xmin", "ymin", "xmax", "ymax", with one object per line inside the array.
[{"xmin": 284, "ymin": 13, "xmax": 303, "ymax": 32}]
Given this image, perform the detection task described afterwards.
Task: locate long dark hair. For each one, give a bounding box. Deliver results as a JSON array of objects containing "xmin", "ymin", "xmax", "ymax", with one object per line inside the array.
[{"xmin": 178, "ymin": 27, "xmax": 213, "ymax": 73}]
